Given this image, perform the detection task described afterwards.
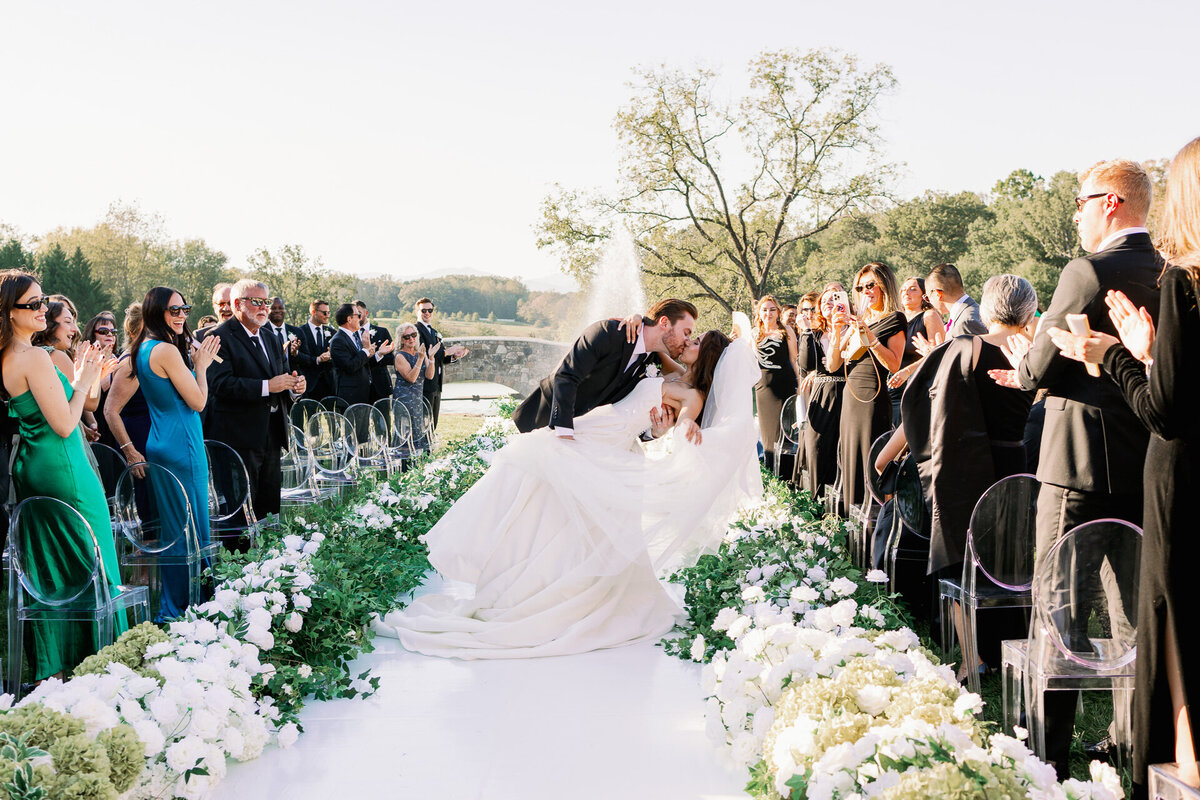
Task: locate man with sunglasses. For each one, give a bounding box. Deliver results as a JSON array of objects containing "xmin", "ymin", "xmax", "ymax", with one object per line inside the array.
[
  {"xmin": 414, "ymin": 297, "xmax": 468, "ymax": 428},
  {"xmin": 294, "ymin": 300, "xmax": 336, "ymax": 400},
  {"xmin": 994, "ymin": 158, "xmax": 1162, "ymax": 779},
  {"xmin": 206, "ymin": 279, "xmax": 305, "ymax": 523}
]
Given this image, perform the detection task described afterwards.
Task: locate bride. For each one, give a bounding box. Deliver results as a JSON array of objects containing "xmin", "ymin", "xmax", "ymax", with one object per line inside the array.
[{"xmin": 373, "ymin": 313, "xmax": 762, "ymax": 659}]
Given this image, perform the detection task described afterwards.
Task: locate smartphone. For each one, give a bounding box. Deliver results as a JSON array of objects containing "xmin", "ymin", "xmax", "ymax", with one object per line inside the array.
[{"xmin": 830, "ymin": 291, "xmax": 850, "ymax": 315}]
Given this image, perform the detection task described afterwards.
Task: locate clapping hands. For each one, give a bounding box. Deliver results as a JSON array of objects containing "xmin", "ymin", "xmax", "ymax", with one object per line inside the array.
[{"xmin": 1106, "ymin": 290, "xmax": 1155, "ymax": 365}]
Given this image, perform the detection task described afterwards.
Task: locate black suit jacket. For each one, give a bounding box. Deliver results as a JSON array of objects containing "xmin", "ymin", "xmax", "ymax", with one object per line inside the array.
[
  {"xmin": 330, "ymin": 328, "xmax": 372, "ymax": 406},
  {"xmin": 512, "ymin": 319, "xmax": 658, "ymax": 433},
  {"xmin": 364, "ymin": 325, "xmax": 394, "ymax": 400},
  {"xmin": 294, "ymin": 322, "xmax": 336, "ymax": 400},
  {"xmin": 416, "ymin": 322, "xmax": 458, "ymax": 394},
  {"xmin": 205, "ymin": 318, "xmax": 293, "ymax": 452},
  {"xmin": 1017, "ymin": 232, "xmax": 1162, "ymax": 493}
]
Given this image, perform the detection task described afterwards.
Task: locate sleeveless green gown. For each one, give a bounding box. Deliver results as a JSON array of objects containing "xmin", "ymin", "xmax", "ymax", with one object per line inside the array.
[{"xmin": 9, "ymin": 367, "xmax": 128, "ymax": 679}]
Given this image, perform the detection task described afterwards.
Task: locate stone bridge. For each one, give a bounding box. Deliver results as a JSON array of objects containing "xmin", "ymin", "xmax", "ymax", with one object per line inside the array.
[{"xmin": 442, "ymin": 336, "xmax": 569, "ymax": 397}]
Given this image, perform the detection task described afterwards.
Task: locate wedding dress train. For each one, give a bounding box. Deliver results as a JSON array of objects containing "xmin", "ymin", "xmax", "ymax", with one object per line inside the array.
[{"xmin": 374, "ymin": 330, "xmax": 762, "ymax": 660}]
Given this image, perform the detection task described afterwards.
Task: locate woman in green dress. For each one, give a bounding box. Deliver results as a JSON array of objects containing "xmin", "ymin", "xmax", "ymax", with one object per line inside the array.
[{"xmin": 0, "ymin": 270, "xmax": 125, "ymax": 679}]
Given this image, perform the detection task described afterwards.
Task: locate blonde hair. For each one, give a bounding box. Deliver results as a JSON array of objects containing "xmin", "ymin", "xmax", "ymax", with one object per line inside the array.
[
  {"xmin": 852, "ymin": 262, "xmax": 900, "ymax": 319},
  {"xmin": 1078, "ymin": 158, "xmax": 1153, "ymax": 221},
  {"xmin": 122, "ymin": 302, "xmax": 143, "ymax": 353},
  {"xmin": 754, "ymin": 295, "xmax": 786, "ymax": 343},
  {"xmin": 1157, "ymin": 136, "xmax": 1200, "ymax": 273}
]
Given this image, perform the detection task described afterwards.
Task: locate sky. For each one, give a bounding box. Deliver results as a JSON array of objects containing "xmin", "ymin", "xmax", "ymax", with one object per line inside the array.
[{"xmin": 2, "ymin": 0, "xmax": 1198, "ymax": 292}]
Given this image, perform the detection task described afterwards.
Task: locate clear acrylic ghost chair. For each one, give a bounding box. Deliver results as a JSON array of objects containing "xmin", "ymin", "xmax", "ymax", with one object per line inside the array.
[
  {"xmin": 884, "ymin": 456, "xmax": 930, "ymax": 594},
  {"xmin": 89, "ymin": 441, "xmax": 126, "ymax": 514},
  {"xmin": 344, "ymin": 403, "xmax": 393, "ymax": 477},
  {"xmin": 280, "ymin": 423, "xmax": 326, "ymax": 514},
  {"xmin": 384, "ymin": 398, "xmax": 418, "ymax": 469},
  {"xmin": 305, "ymin": 410, "xmax": 357, "ymax": 498},
  {"xmin": 7, "ymin": 496, "xmax": 150, "ymax": 698},
  {"xmin": 420, "ymin": 395, "xmax": 437, "ymax": 453},
  {"xmin": 290, "ymin": 397, "xmax": 325, "ymax": 432},
  {"xmin": 113, "ymin": 462, "xmax": 220, "ymax": 621},
  {"xmin": 204, "ymin": 440, "xmax": 263, "ymax": 546},
  {"xmin": 320, "ymin": 395, "xmax": 350, "ymax": 414},
  {"xmin": 1001, "ymin": 519, "xmax": 1141, "ymax": 772},
  {"xmin": 1148, "ymin": 764, "xmax": 1200, "ymax": 800},
  {"xmin": 773, "ymin": 395, "xmax": 805, "ymax": 477},
  {"xmin": 938, "ymin": 473, "xmax": 1038, "ymax": 693},
  {"xmin": 824, "ymin": 448, "xmax": 843, "ymax": 520},
  {"xmin": 850, "ymin": 432, "xmax": 893, "ymax": 566}
]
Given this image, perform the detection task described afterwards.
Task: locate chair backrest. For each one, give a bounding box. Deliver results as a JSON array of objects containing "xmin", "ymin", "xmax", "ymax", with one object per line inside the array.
[
  {"xmin": 778, "ymin": 396, "xmax": 804, "ymax": 447},
  {"xmin": 344, "ymin": 403, "xmax": 389, "ymax": 460},
  {"xmin": 305, "ymin": 411, "xmax": 355, "ymax": 475},
  {"xmin": 114, "ymin": 462, "xmax": 200, "ymax": 556},
  {"xmin": 290, "ymin": 398, "xmax": 325, "ymax": 431},
  {"xmin": 893, "ymin": 456, "xmax": 928, "ymax": 540},
  {"xmin": 281, "ymin": 424, "xmax": 312, "ymax": 492},
  {"xmin": 966, "ymin": 473, "xmax": 1038, "ymax": 591},
  {"xmin": 390, "ymin": 399, "xmax": 415, "ymax": 456},
  {"xmin": 320, "ymin": 395, "xmax": 349, "ymax": 414},
  {"xmin": 8, "ymin": 496, "xmax": 107, "ymax": 607},
  {"xmin": 1032, "ymin": 518, "xmax": 1141, "ymax": 670},
  {"xmin": 90, "ymin": 442, "xmax": 126, "ymax": 504},
  {"xmin": 204, "ymin": 439, "xmax": 254, "ymax": 523},
  {"xmin": 865, "ymin": 432, "xmax": 895, "ymax": 504}
]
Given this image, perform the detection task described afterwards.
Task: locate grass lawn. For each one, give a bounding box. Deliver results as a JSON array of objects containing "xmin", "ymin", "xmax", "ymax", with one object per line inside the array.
[{"xmin": 433, "ymin": 414, "xmax": 486, "ymax": 449}]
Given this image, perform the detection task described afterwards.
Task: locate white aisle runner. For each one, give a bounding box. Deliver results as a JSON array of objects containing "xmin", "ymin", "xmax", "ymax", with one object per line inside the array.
[{"xmin": 215, "ymin": 633, "xmax": 747, "ymax": 799}]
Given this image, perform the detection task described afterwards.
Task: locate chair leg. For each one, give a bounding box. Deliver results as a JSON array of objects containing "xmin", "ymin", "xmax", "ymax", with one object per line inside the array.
[
  {"xmin": 964, "ymin": 599, "xmax": 981, "ymax": 694},
  {"xmin": 7, "ymin": 612, "xmax": 22, "ymax": 699},
  {"xmin": 940, "ymin": 592, "xmax": 955, "ymax": 664},
  {"xmin": 1002, "ymin": 654, "xmax": 1021, "ymax": 736}
]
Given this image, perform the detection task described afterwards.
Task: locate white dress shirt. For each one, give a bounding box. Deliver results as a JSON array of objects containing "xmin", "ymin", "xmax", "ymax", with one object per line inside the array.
[{"xmin": 1097, "ymin": 226, "xmax": 1150, "ymax": 254}]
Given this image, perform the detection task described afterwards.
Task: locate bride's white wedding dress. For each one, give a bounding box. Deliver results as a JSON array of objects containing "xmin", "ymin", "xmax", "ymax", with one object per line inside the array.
[{"xmin": 374, "ymin": 326, "xmax": 762, "ymax": 659}]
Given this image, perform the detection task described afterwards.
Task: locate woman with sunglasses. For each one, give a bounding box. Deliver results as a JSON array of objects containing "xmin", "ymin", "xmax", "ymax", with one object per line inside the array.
[
  {"xmin": 827, "ymin": 262, "xmax": 905, "ymax": 511},
  {"xmin": 129, "ymin": 287, "xmax": 222, "ymax": 620},
  {"xmin": 82, "ymin": 312, "xmax": 120, "ymax": 447},
  {"xmin": 794, "ymin": 289, "xmax": 845, "ymax": 500},
  {"xmin": 0, "ymin": 272, "xmax": 125, "ymax": 679},
  {"xmin": 885, "ymin": 277, "xmax": 944, "ymax": 426},
  {"xmin": 393, "ymin": 321, "xmax": 437, "ymax": 455},
  {"xmin": 753, "ymin": 295, "xmax": 800, "ymax": 476}
]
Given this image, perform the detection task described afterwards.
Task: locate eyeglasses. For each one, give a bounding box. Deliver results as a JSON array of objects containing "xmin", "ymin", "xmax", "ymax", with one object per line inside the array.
[
  {"xmin": 1075, "ymin": 192, "xmax": 1124, "ymax": 212},
  {"xmin": 93, "ymin": 327, "xmax": 117, "ymax": 336},
  {"xmin": 419, "ymin": 307, "xmax": 435, "ymax": 313},
  {"xmin": 239, "ymin": 297, "xmax": 270, "ymax": 307},
  {"xmin": 12, "ymin": 295, "xmax": 50, "ymax": 310},
  {"xmin": 855, "ymin": 281, "xmax": 878, "ymax": 293},
  {"xmin": 216, "ymin": 300, "xmax": 232, "ymax": 308},
  {"xmin": 401, "ymin": 333, "xmax": 418, "ymax": 340},
  {"xmin": 800, "ymin": 308, "xmax": 816, "ymax": 314},
  {"xmin": 167, "ymin": 304, "xmax": 193, "ymax": 316}
]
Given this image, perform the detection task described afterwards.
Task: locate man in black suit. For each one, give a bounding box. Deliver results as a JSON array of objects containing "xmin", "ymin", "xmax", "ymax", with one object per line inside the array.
[
  {"xmin": 926, "ymin": 264, "xmax": 987, "ymax": 338},
  {"xmin": 513, "ymin": 298, "xmax": 697, "ymax": 437},
  {"xmin": 206, "ymin": 279, "xmax": 305, "ymax": 520},
  {"xmin": 330, "ymin": 303, "xmax": 393, "ymax": 406},
  {"xmin": 355, "ymin": 300, "xmax": 395, "ymax": 402},
  {"xmin": 414, "ymin": 297, "xmax": 467, "ymax": 428},
  {"xmin": 294, "ymin": 300, "xmax": 336, "ymax": 401},
  {"xmin": 263, "ymin": 297, "xmax": 302, "ymax": 373},
  {"xmin": 999, "ymin": 158, "xmax": 1161, "ymax": 778}
]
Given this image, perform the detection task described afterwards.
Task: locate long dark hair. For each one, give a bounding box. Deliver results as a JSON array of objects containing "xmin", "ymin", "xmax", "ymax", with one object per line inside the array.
[
  {"xmin": 82, "ymin": 311, "xmax": 117, "ymax": 344},
  {"xmin": 692, "ymin": 330, "xmax": 732, "ymax": 396},
  {"xmin": 0, "ymin": 270, "xmax": 38, "ymax": 353},
  {"xmin": 131, "ymin": 287, "xmax": 193, "ymax": 378},
  {"xmin": 30, "ymin": 300, "xmax": 79, "ymax": 356}
]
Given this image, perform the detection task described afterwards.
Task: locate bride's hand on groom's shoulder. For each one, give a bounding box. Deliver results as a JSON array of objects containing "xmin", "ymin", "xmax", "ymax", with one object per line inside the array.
[{"xmin": 616, "ymin": 314, "xmax": 643, "ymax": 343}]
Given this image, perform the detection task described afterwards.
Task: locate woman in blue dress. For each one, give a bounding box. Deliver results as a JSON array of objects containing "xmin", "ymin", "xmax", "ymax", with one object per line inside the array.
[
  {"xmin": 392, "ymin": 322, "xmax": 437, "ymax": 455},
  {"xmin": 129, "ymin": 287, "xmax": 222, "ymax": 619}
]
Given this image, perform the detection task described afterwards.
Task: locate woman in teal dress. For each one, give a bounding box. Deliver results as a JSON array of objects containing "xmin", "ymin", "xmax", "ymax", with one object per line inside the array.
[
  {"xmin": 130, "ymin": 287, "xmax": 222, "ymax": 620},
  {"xmin": 0, "ymin": 271, "xmax": 124, "ymax": 679}
]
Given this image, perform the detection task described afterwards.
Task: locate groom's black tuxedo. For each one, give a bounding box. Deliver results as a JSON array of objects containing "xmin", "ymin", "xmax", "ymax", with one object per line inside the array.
[{"xmin": 513, "ymin": 318, "xmax": 659, "ymax": 434}]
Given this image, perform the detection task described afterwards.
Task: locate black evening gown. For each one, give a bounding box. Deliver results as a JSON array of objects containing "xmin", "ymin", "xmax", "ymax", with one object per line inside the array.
[
  {"xmin": 794, "ymin": 331, "xmax": 843, "ymax": 499},
  {"xmin": 755, "ymin": 332, "xmax": 797, "ymax": 476},
  {"xmin": 1102, "ymin": 266, "xmax": 1199, "ymax": 794},
  {"xmin": 839, "ymin": 312, "xmax": 905, "ymax": 508},
  {"xmin": 890, "ymin": 313, "xmax": 929, "ymax": 427}
]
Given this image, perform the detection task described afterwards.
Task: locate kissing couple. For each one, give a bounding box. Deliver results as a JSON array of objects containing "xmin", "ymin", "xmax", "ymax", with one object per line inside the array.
[{"xmin": 374, "ymin": 298, "xmax": 763, "ymax": 659}]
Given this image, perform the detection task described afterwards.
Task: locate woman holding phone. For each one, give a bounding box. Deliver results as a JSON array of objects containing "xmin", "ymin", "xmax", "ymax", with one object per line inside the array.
[
  {"xmin": 827, "ymin": 262, "xmax": 906, "ymax": 511},
  {"xmin": 795, "ymin": 286, "xmax": 846, "ymax": 501}
]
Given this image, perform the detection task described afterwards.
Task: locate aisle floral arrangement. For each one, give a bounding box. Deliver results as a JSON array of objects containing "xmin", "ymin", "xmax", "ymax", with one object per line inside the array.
[
  {"xmin": 0, "ymin": 420, "xmax": 507, "ymax": 799},
  {"xmin": 662, "ymin": 481, "xmax": 1124, "ymax": 800}
]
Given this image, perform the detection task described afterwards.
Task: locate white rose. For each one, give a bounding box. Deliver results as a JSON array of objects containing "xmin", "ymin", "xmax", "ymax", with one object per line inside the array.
[
  {"xmin": 276, "ymin": 721, "xmax": 300, "ymax": 749},
  {"xmin": 244, "ymin": 625, "xmax": 275, "ymax": 651},
  {"xmin": 854, "ymin": 685, "xmax": 892, "ymax": 716},
  {"xmin": 740, "ymin": 585, "xmax": 766, "ymax": 603},
  {"xmin": 726, "ymin": 615, "xmax": 752, "ymax": 639},
  {"xmin": 829, "ymin": 576, "xmax": 858, "ymax": 597},
  {"xmin": 730, "ymin": 731, "xmax": 758, "ymax": 766},
  {"xmin": 865, "ymin": 569, "xmax": 889, "ymax": 584},
  {"xmin": 284, "ymin": 612, "xmax": 303, "ymax": 633},
  {"xmin": 790, "ymin": 585, "xmax": 819, "ymax": 604},
  {"xmin": 690, "ymin": 635, "xmax": 706, "ymax": 662},
  {"xmin": 712, "ymin": 607, "xmax": 739, "ymax": 631}
]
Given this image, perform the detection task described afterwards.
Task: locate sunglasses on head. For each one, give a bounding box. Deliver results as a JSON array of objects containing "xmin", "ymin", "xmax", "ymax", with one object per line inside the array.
[
  {"xmin": 167, "ymin": 304, "xmax": 193, "ymax": 316},
  {"xmin": 855, "ymin": 281, "xmax": 878, "ymax": 293},
  {"xmin": 13, "ymin": 295, "xmax": 50, "ymax": 311}
]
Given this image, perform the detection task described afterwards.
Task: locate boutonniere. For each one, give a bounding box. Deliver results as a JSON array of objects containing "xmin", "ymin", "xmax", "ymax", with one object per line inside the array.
[{"xmin": 644, "ymin": 364, "xmax": 659, "ymax": 378}]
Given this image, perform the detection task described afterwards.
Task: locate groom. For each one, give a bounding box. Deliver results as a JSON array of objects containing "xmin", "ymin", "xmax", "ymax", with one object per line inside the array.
[{"xmin": 513, "ymin": 298, "xmax": 698, "ymax": 438}]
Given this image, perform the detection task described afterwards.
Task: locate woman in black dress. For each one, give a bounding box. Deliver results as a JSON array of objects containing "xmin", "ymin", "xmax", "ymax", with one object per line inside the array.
[
  {"xmin": 82, "ymin": 311, "xmax": 119, "ymax": 447},
  {"xmin": 1049, "ymin": 136, "xmax": 1200, "ymax": 797},
  {"xmin": 753, "ymin": 294, "xmax": 799, "ymax": 476},
  {"xmin": 102, "ymin": 303, "xmax": 153, "ymax": 468},
  {"xmin": 888, "ymin": 277, "xmax": 943, "ymax": 426},
  {"xmin": 828, "ymin": 263, "xmax": 906, "ymax": 510},
  {"xmin": 794, "ymin": 289, "xmax": 845, "ymax": 499}
]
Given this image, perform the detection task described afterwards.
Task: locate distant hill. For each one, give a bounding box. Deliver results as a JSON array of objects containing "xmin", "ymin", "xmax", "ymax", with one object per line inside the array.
[{"xmin": 357, "ymin": 267, "xmax": 578, "ymax": 294}]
